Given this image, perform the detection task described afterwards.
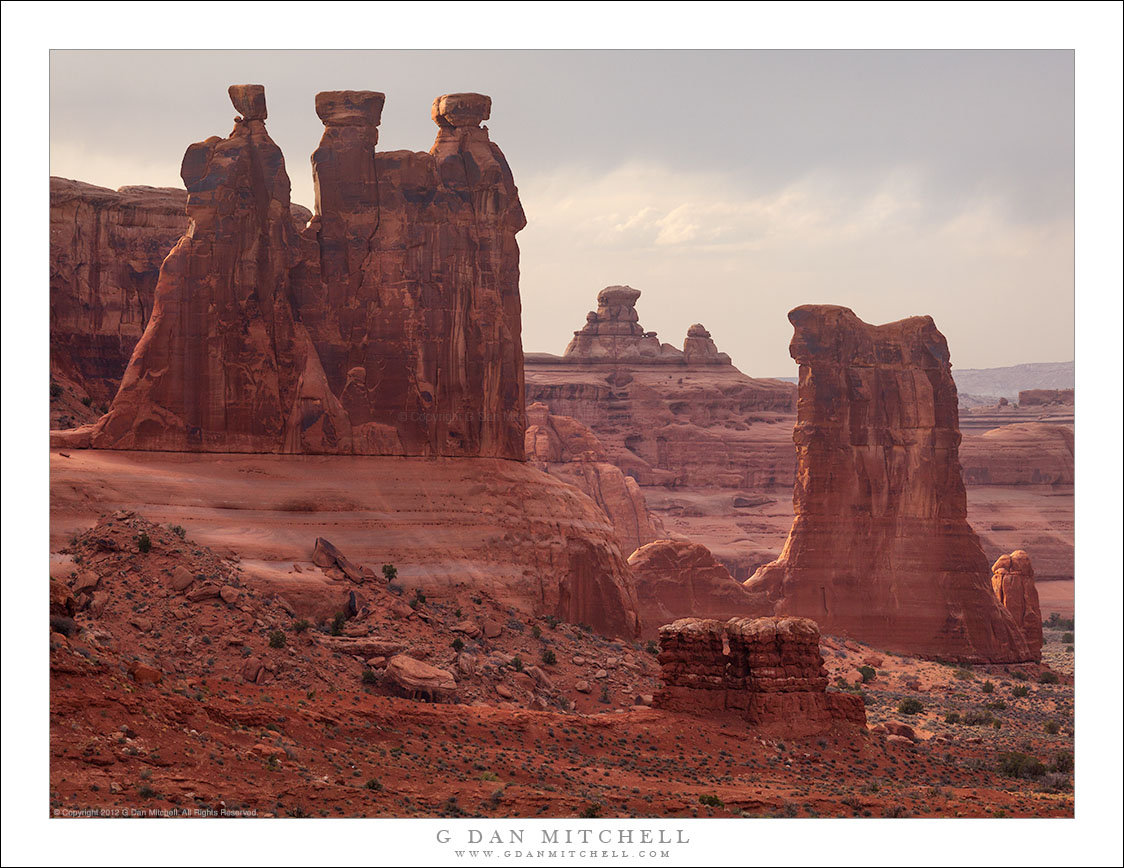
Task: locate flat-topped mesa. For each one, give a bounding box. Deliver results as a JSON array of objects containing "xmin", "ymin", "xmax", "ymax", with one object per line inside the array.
[
  {"xmin": 296, "ymin": 89, "xmax": 526, "ymax": 458},
  {"xmin": 991, "ymin": 551, "xmax": 1043, "ymax": 661},
  {"xmin": 93, "ymin": 85, "xmax": 350, "ymax": 453},
  {"xmin": 654, "ymin": 617, "xmax": 865, "ymax": 736},
  {"xmin": 745, "ymin": 305, "xmax": 1033, "ymax": 663}
]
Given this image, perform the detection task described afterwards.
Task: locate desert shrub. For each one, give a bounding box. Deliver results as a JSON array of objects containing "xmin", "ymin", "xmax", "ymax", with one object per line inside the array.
[
  {"xmin": 1061, "ymin": 632, "xmax": 1074, "ymax": 644},
  {"xmin": 50, "ymin": 616, "xmax": 78, "ymax": 637},
  {"xmin": 984, "ymin": 700, "xmax": 1007, "ymax": 711},
  {"xmin": 540, "ymin": 648, "xmax": 557, "ymax": 666},
  {"xmin": 981, "ymin": 680, "xmax": 994, "ymax": 694},
  {"xmin": 381, "ymin": 564, "xmax": 397, "ymax": 582},
  {"xmin": 1044, "ymin": 720, "xmax": 1060, "ymax": 735},
  {"xmin": 599, "ymin": 686, "xmax": 611, "ymax": 704},
  {"xmin": 330, "ymin": 612, "xmax": 347, "ymax": 636},
  {"xmin": 413, "ymin": 590, "xmax": 426, "ymax": 605},
  {"xmin": 293, "ymin": 619, "xmax": 310, "ymax": 634},
  {"xmin": 645, "ymin": 639, "xmax": 659, "ymax": 656},
  {"xmin": 859, "ymin": 665, "xmax": 876, "ymax": 683},
  {"xmin": 698, "ymin": 794, "xmax": 724, "ymax": 808},
  {"xmin": 511, "ymin": 655, "xmax": 524, "ymax": 673},
  {"xmin": 167, "ymin": 524, "xmax": 187, "ymax": 539},
  {"xmin": 1011, "ymin": 684, "xmax": 1029, "ymax": 698},
  {"xmin": 50, "ymin": 381, "xmax": 62, "ymax": 399},
  {"xmin": 268, "ymin": 630, "xmax": 287, "ymax": 649},
  {"xmin": 451, "ymin": 637, "xmax": 465, "ymax": 653},
  {"xmin": 1049, "ymin": 751, "xmax": 1074, "ymax": 774},
  {"xmin": 897, "ymin": 698, "xmax": 923, "ymax": 715},
  {"xmin": 998, "ymin": 751, "xmax": 1046, "ymax": 779},
  {"xmin": 944, "ymin": 711, "xmax": 961, "ymax": 724},
  {"xmin": 579, "ymin": 803, "xmax": 602, "ymax": 819},
  {"xmin": 532, "ymin": 624, "xmax": 542, "ymax": 639},
  {"xmin": 81, "ymin": 396, "xmax": 93, "ymax": 407},
  {"xmin": 962, "ymin": 709, "xmax": 995, "ymax": 726},
  {"xmin": 361, "ymin": 669, "xmax": 378, "ymax": 685},
  {"xmin": 365, "ymin": 778, "xmax": 382, "ymax": 791},
  {"xmin": 1038, "ymin": 670, "xmax": 1059, "ymax": 685},
  {"xmin": 954, "ymin": 668, "xmax": 974, "ymax": 681},
  {"xmin": 136, "ymin": 532, "xmax": 152, "ymax": 554}
]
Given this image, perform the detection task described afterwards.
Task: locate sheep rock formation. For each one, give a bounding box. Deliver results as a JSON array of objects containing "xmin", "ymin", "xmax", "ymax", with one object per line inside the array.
[
  {"xmin": 628, "ymin": 541, "xmax": 769, "ymax": 639},
  {"xmin": 991, "ymin": 551, "xmax": 1043, "ymax": 660},
  {"xmin": 744, "ymin": 305, "xmax": 1033, "ymax": 663},
  {"xmin": 90, "ymin": 85, "xmax": 526, "ymax": 457},
  {"xmin": 654, "ymin": 617, "xmax": 865, "ymax": 736},
  {"xmin": 525, "ymin": 402, "xmax": 666, "ymax": 556}
]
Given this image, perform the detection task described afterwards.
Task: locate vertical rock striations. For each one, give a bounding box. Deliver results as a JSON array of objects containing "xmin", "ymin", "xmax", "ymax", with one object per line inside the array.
[
  {"xmin": 296, "ymin": 90, "xmax": 526, "ymax": 458},
  {"xmin": 93, "ymin": 85, "xmax": 348, "ymax": 453},
  {"xmin": 654, "ymin": 616, "xmax": 865, "ymax": 735},
  {"xmin": 745, "ymin": 305, "xmax": 1032, "ymax": 663},
  {"xmin": 92, "ymin": 86, "xmax": 527, "ymax": 458},
  {"xmin": 991, "ymin": 551, "xmax": 1043, "ymax": 661}
]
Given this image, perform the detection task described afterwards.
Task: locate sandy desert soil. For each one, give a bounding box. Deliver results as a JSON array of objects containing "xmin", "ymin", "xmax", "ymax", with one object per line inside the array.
[{"xmin": 49, "ymin": 470, "xmax": 1074, "ymax": 819}]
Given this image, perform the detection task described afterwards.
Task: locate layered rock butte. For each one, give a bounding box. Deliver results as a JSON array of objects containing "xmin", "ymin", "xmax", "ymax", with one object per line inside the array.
[
  {"xmin": 745, "ymin": 305, "xmax": 1035, "ymax": 663},
  {"xmin": 991, "ymin": 550, "xmax": 1043, "ymax": 660},
  {"xmin": 654, "ymin": 616, "xmax": 866, "ymax": 737},
  {"xmin": 53, "ymin": 85, "xmax": 640, "ymax": 639}
]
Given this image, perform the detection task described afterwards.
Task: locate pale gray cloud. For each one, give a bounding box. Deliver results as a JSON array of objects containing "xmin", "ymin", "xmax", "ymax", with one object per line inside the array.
[{"xmin": 49, "ymin": 49, "xmax": 1074, "ymax": 374}]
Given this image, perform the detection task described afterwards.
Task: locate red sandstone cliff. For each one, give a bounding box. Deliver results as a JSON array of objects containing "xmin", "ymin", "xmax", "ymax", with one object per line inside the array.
[
  {"xmin": 744, "ymin": 305, "xmax": 1033, "ymax": 663},
  {"xmin": 525, "ymin": 402, "xmax": 666, "ymax": 556},
  {"xmin": 628, "ymin": 541, "xmax": 769, "ymax": 640},
  {"xmin": 991, "ymin": 550, "xmax": 1043, "ymax": 661}
]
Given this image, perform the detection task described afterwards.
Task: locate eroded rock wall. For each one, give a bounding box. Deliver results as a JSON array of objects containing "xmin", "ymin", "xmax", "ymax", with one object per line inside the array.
[{"xmin": 745, "ymin": 306, "xmax": 1032, "ymax": 663}]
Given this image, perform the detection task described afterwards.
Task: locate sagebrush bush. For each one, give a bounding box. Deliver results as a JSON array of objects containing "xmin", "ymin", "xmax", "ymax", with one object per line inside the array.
[
  {"xmin": 268, "ymin": 630, "xmax": 286, "ymax": 649},
  {"xmin": 897, "ymin": 698, "xmax": 923, "ymax": 715}
]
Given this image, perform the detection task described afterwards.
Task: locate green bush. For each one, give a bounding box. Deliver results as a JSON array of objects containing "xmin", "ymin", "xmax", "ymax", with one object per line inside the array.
[
  {"xmin": 981, "ymin": 680, "xmax": 994, "ymax": 694},
  {"xmin": 167, "ymin": 524, "xmax": 187, "ymax": 539},
  {"xmin": 1011, "ymin": 684, "xmax": 1029, "ymax": 698},
  {"xmin": 962, "ymin": 709, "xmax": 996, "ymax": 726},
  {"xmin": 136, "ymin": 532, "xmax": 152, "ymax": 553},
  {"xmin": 1061, "ymin": 632, "xmax": 1074, "ymax": 644},
  {"xmin": 598, "ymin": 685, "xmax": 611, "ymax": 705},
  {"xmin": 645, "ymin": 640, "xmax": 659, "ymax": 656},
  {"xmin": 361, "ymin": 669, "xmax": 379, "ymax": 685},
  {"xmin": 268, "ymin": 630, "xmax": 287, "ymax": 649},
  {"xmin": 381, "ymin": 564, "xmax": 397, "ymax": 582},
  {"xmin": 365, "ymin": 778, "xmax": 383, "ymax": 791},
  {"xmin": 953, "ymin": 668, "xmax": 974, "ymax": 681},
  {"xmin": 944, "ymin": 712, "xmax": 961, "ymax": 724},
  {"xmin": 1049, "ymin": 751, "xmax": 1074, "ymax": 774},
  {"xmin": 579, "ymin": 804, "xmax": 602, "ymax": 819},
  {"xmin": 50, "ymin": 381, "xmax": 63, "ymax": 399},
  {"xmin": 897, "ymin": 698, "xmax": 923, "ymax": 715},
  {"xmin": 451, "ymin": 637, "xmax": 465, "ymax": 653},
  {"xmin": 1044, "ymin": 720, "xmax": 1060, "ymax": 735},
  {"xmin": 330, "ymin": 612, "xmax": 347, "ymax": 636},
  {"xmin": 998, "ymin": 752, "xmax": 1046, "ymax": 780},
  {"xmin": 293, "ymin": 619, "xmax": 310, "ymax": 634},
  {"xmin": 858, "ymin": 665, "xmax": 876, "ymax": 683},
  {"xmin": 698, "ymin": 794, "xmax": 724, "ymax": 808},
  {"xmin": 1038, "ymin": 670, "xmax": 1059, "ymax": 685},
  {"xmin": 511, "ymin": 656, "xmax": 524, "ymax": 673},
  {"xmin": 531, "ymin": 624, "xmax": 542, "ymax": 640},
  {"xmin": 540, "ymin": 648, "xmax": 557, "ymax": 666},
  {"xmin": 81, "ymin": 395, "xmax": 93, "ymax": 407}
]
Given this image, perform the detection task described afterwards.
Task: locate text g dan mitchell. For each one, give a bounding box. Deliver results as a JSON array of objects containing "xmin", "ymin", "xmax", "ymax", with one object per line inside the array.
[{"xmin": 436, "ymin": 829, "xmax": 690, "ymax": 845}]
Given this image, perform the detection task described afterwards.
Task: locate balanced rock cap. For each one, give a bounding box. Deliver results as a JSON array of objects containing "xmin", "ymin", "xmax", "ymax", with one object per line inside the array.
[
  {"xmin": 315, "ymin": 90, "xmax": 386, "ymax": 127},
  {"xmin": 228, "ymin": 84, "xmax": 267, "ymax": 121},
  {"xmin": 432, "ymin": 93, "xmax": 491, "ymax": 128}
]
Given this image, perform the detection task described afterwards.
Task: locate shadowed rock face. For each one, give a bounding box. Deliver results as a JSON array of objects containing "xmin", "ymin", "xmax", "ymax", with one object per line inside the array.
[
  {"xmin": 295, "ymin": 89, "xmax": 526, "ymax": 458},
  {"xmin": 93, "ymin": 88, "xmax": 348, "ymax": 453},
  {"xmin": 745, "ymin": 305, "xmax": 1033, "ymax": 663},
  {"xmin": 628, "ymin": 541, "xmax": 769, "ymax": 640},
  {"xmin": 90, "ymin": 86, "xmax": 526, "ymax": 458}
]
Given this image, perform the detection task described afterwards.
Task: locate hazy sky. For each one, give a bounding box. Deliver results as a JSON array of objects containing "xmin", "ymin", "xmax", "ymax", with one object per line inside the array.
[{"xmin": 50, "ymin": 49, "xmax": 1075, "ymax": 376}]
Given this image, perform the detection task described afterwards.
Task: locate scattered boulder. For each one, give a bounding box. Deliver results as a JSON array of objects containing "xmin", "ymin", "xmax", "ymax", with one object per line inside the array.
[
  {"xmin": 384, "ymin": 655, "xmax": 457, "ymax": 703},
  {"xmin": 128, "ymin": 662, "xmax": 162, "ymax": 686}
]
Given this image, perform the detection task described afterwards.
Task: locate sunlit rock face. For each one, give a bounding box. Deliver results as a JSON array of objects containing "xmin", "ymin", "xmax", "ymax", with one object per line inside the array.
[{"xmin": 745, "ymin": 305, "xmax": 1033, "ymax": 664}]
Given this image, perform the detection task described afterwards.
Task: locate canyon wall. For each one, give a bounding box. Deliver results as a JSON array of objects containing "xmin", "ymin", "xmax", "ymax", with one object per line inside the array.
[{"xmin": 744, "ymin": 305, "xmax": 1033, "ymax": 663}]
